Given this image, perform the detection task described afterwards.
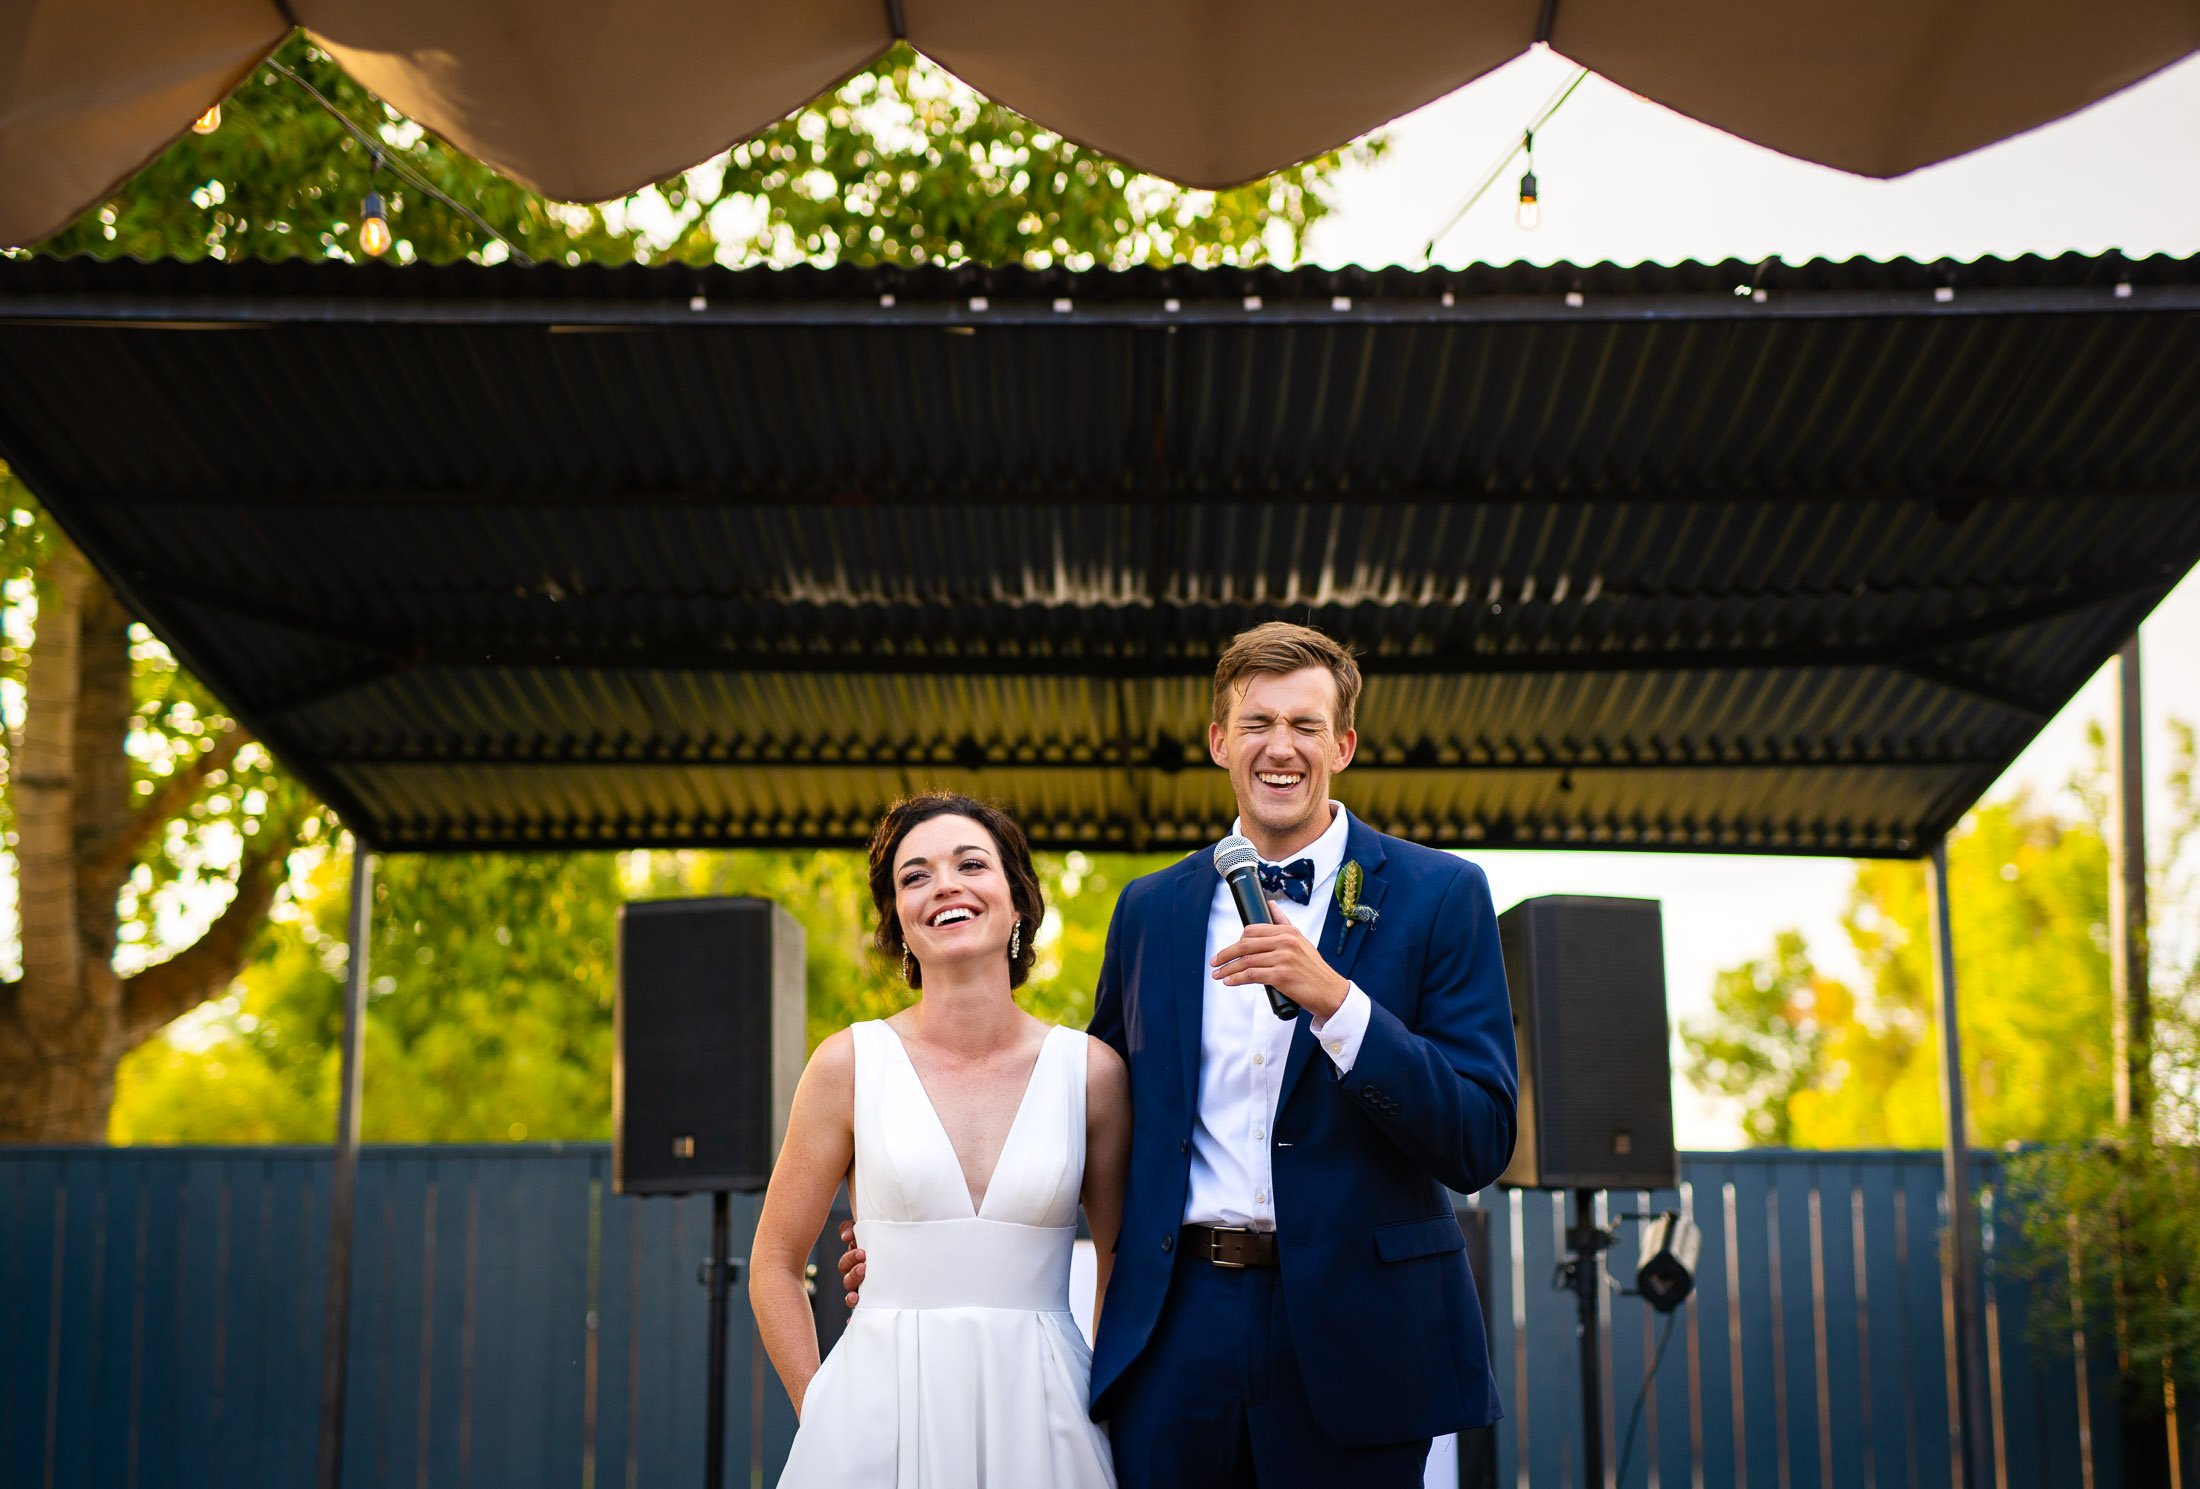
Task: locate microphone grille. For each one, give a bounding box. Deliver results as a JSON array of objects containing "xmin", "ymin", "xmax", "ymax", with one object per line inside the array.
[{"xmin": 1213, "ymin": 835, "xmax": 1261, "ymax": 878}]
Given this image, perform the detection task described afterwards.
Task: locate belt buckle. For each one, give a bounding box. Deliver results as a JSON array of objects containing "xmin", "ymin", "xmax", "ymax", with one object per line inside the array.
[{"xmin": 1206, "ymin": 1225, "xmax": 1251, "ymax": 1269}]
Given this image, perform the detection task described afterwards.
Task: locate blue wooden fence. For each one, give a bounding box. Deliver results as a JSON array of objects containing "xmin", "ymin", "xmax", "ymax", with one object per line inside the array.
[{"xmin": 0, "ymin": 1148, "xmax": 2129, "ymax": 1487}]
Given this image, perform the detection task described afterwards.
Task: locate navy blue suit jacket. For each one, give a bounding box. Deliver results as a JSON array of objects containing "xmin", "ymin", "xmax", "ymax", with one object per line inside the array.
[{"xmin": 1086, "ymin": 811, "xmax": 1518, "ymax": 1446}]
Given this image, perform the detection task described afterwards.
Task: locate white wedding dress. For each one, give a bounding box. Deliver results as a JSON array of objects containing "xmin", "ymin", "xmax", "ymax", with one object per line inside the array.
[{"xmin": 778, "ymin": 1020, "xmax": 1117, "ymax": 1488}]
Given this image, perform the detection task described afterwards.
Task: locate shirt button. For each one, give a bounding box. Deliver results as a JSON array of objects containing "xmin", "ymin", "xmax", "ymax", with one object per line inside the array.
[
  {"xmin": 1252, "ymin": 1127, "xmax": 1265, "ymax": 1142},
  {"xmin": 1252, "ymin": 1052, "xmax": 1266, "ymax": 1067},
  {"xmin": 1254, "ymin": 1189, "xmax": 1268, "ymax": 1205},
  {"xmin": 1324, "ymin": 1041, "xmax": 1342, "ymax": 1055}
]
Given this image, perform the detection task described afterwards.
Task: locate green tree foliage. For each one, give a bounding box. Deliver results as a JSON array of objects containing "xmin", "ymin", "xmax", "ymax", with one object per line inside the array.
[
  {"xmin": 113, "ymin": 846, "xmax": 1173, "ymax": 1143},
  {"xmin": 36, "ymin": 36, "xmax": 1369, "ymax": 270},
  {"xmin": 1685, "ymin": 727, "xmax": 2193, "ymax": 1150},
  {"xmin": 1680, "ymin": 929, "xmax": 1841, "ymax": 1147},
  {"xmin": 2003, "ymin": 723, "xmax": 2200, "ymax": 1439},
  {"xmin": 13, "ymin": 31, "xmax": 1363, "ymax": 1140}
]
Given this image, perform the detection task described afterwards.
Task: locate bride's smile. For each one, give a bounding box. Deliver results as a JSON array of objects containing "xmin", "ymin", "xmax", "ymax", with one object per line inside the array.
[{"xmin": 895, "ymin": 817, "xmax": 1015, "ymax": 974}]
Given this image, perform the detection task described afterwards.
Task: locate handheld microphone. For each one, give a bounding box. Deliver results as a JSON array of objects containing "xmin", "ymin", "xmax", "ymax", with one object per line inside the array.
[{"xmin": 1213, "ymin": 835, "xmax": 1299, "ymax": 1021}]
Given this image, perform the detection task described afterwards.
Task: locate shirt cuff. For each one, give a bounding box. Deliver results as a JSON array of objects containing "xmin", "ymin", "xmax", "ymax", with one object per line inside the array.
[{"xmin": 1309, "ymin": 983, "xmax": 1371, "ymax": 1073}]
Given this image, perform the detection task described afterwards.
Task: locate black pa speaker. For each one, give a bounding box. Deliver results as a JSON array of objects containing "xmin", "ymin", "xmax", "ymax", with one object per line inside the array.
[
  {"xmin": 1496, "ymin": 895, "xmax": 1677, "ymax": 1191},
  {"xmin": 614, "ymin": 897, "xmax": 806, "ymax": 1195}
]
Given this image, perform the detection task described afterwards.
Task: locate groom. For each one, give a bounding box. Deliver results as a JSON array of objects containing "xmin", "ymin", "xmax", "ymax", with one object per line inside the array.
[{"xmin": 1084, "ymin": 621, "xmax": 1517, "ymax": 1488}]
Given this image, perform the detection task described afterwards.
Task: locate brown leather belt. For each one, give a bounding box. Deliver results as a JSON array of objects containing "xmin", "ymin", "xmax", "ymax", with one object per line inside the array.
[{"xmin": 1181, "ymin": 1224, "xmax": 1279, "ymax": 1269}]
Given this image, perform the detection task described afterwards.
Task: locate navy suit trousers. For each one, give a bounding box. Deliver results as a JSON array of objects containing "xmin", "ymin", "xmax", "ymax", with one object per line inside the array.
[{"xmin": 1105, "ymin": 1251, "xmax": 1433, "ymax": 1489}]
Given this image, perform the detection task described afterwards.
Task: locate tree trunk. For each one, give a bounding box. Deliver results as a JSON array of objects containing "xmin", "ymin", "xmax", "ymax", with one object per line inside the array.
[{"xmin": 1, "ymin": 538, "xmax": 291, "ymax": 1142}]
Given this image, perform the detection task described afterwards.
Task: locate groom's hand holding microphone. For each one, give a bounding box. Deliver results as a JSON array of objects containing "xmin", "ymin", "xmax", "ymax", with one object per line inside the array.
[
  {"xmin": 1209, "ymin": 918, "xmax": 1348, "ymax": 1019},
  {"xmin": 1209, "ymin": 836, "xmax": 1348, "ymax": 1021}
]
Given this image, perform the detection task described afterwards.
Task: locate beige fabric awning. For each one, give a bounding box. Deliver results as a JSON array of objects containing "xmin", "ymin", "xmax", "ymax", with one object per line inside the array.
[{"xmin": 4, "ymin": 1, "xmax": 2196, "ymax": 248}]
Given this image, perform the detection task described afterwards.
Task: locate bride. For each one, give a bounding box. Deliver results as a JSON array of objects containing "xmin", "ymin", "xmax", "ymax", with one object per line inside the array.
[{"xmin": 751, "ymin": 791, "xmax": 1129, "ymax": 1487}]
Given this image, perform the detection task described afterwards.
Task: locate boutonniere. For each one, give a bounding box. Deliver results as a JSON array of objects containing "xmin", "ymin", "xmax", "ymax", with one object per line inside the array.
[{"xmin": 1338, "ymin": 860, "xmax": 1379, "ymax": 938}]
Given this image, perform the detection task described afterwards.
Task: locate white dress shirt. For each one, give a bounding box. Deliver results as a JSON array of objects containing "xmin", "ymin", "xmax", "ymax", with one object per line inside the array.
[{"xmin": 1183, "ymin": 802, "xmax": 1374, "ymax": 1231}]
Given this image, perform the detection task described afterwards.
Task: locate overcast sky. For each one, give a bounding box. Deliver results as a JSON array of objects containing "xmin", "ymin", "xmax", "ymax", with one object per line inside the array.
[{"xmin": 1303, "ymin": 49, "xmax": 2200, "ymax": 1145}]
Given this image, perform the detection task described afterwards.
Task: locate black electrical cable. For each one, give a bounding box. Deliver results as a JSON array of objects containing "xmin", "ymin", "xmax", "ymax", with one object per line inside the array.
[
  {"xmin": 263, "ymin": 57, "xmax": 536, "ymax": 266},
  {"xmin": 1422, "ymin": 66, "xmax": 1589, "ymax": 259},
  {"xmin": 1614, "ymin": 1308, "xmax": 1679, "ymax": 1486}
]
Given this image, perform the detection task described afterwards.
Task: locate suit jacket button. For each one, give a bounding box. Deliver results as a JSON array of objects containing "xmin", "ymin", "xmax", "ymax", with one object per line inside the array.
[{"xmin": 1162, "ymin": 1233, "xmax": 1174, "ymax": 1253}]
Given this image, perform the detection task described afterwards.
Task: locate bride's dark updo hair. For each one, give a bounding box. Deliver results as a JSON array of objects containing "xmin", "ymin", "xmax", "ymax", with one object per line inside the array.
[{"xmin": 867, "ymin": 791, "xmax": 1045, "ymax": 991}]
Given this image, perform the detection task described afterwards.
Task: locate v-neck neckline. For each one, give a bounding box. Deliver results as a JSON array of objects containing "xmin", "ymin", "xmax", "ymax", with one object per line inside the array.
[{"xmin": 880, "ymin": 1022, "xmax": 1056, "ymax": 1219}]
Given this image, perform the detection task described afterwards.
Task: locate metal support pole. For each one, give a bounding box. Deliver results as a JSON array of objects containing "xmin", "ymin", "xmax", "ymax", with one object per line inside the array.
[
  {"xmin": 2110, "ymin": 635, "xmax": 2150, "ymax": 1128},
  {"xmin": 704, "ymin": 1192, "xmax": 734, "ymax": 1489},
  {"xmin": 315, "ymin": 838, "xmax": 372, "ymax": 1489},
  {"xmin": 1565, "ymin": 1189, "xmax": 1608, "ymax": 1489},
  {"xmin": 1928, "ymin": 840, "xmax": 1992, "ymax": 1489}
]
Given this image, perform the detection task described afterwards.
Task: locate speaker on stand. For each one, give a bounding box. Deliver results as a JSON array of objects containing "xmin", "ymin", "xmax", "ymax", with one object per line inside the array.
[
  {"xmin": 1496, "ymin": 895, "xmax": 1694, "ymax": 1489},
  {"xmin": 615, "ymin": 897, "xmax": 806, "ymax": 1489}
]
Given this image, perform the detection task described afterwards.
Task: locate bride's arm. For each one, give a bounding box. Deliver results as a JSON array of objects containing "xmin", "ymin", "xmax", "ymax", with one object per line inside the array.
[
  {"xmin": 748, "ymin": 1028, "xmax": 856, "ymax": 1419},
  {"xmin": 1080, "ymin": 1037, "xmax": 1132, "ymax": 1328}
]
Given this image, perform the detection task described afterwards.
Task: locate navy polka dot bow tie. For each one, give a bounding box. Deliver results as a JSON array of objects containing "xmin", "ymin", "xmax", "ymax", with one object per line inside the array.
[{"xmin": 1256, "ymin": 858, "xmax": 1316, "ymax": 905}]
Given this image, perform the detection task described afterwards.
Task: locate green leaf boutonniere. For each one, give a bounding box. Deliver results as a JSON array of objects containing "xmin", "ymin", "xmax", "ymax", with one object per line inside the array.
[{"xmin": 1338, "ymin": 860, "xmax": 1379, "ymax": 939}]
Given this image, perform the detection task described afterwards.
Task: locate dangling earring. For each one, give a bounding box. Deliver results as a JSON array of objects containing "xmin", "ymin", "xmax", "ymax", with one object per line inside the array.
[
  {"xmin": 1008, "ymin": 918, "xmax": 1022, "ymax": 961},
  {"xmin": 902, "ymin": 949, "xmax": 916, "ymax": 984}
]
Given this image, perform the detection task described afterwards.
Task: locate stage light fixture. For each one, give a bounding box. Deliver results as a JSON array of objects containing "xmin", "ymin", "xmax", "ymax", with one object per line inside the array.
[{"xmin": 1634, "ymin": 1211, "xmax": 1701, "ymax": 1312}]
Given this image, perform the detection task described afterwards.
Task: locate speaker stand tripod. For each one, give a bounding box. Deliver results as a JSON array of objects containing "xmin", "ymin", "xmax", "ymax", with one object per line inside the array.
[
  {"xmin": 697, "ymin": 1191, "xmax": 739, "ymax": 1489},
  {"xmin": 1560, "ymin": 1189, "xmax": 1612, "ymax": 1489}
]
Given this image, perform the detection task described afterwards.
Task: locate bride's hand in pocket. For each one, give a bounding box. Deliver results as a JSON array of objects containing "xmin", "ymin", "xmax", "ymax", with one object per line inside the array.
[{"xmin": 837, "ymin": 1220, "xmax": 867, "ymax": 1308}]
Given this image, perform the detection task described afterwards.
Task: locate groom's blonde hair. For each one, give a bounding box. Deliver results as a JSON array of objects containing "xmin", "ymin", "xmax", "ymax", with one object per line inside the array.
[{"xmin": 1210, "ymin": 622, "xmax": 1363, "ymax": 735}]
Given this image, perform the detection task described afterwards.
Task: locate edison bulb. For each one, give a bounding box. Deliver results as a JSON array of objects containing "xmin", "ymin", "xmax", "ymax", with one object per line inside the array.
[
  {"xmin": 1515, "ymin": 171, "xmax": 1540, "ymax": 231},
  {"xmin": 192, "ymin": 104, "xmax": 221, "ymax": 135},
  {"xmin": 359, "ymin": 191, "xmax": 393, "ymax": 258}
]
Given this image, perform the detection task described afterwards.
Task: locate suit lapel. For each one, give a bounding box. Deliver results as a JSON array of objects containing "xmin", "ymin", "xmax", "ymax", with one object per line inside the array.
[
  {"xmin": 1172, "ymin": 860, "xmax": 1211, "ymax": 1117},
  {"xmin": 1276, "ymin": 812, "xmax": 1390, "ymax": 1111}
]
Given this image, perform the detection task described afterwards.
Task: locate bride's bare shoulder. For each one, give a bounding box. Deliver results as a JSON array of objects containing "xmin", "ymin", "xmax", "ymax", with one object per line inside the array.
[
  {"xmin": 1078, "ymin": 1031, "xmax": 1128, "ymax": 1096},
  {"xmin": 799, "ymin": 1026, "xmax": 858, "ymax": 1093}
]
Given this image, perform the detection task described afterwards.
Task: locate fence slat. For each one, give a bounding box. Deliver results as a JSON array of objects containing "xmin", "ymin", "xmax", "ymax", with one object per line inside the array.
[
  {"xmin": 423, "ymin": 1156, "xmax": 474, "ymax": 1486},
  {"xmin": 533, "ymin": 1153, "xmax": 594, "ymax": 1489},
  {"xmin": 594, "ymin": 1181, "xmax": 639, "ymax": 1489},
  {"xmin": 1728, "ymin": 1160, "xmax": 1784, "ymax": 1489},
  {"xmin": 86, "ymin": 1156, "xmax": 145, "ymax": 1489},
  {"xmin": 0, "ymin": 1155, "xmax": 60, "ymax": 1489},
  {"xmin": 48, "ymin": 1156, "xmax": 105, "ymax": 1489},
  {"xmin": 1520, "ymin": 1188, "xmax": 1579, "ymax": 1485},
  {"xmin": 1685, "ymin": 1161, "xmax": 1738, "ymax": 1489},
  {"xmin": 1771, "ymin": 1159, "xmax": 1824, "ymax": 1486},
  {"xmin": 1900, "ymin": 1155, "xmax": 1957, "ymax": 1489},
  {"xmin": 1813, "ymin": 1159, "xmax": 1868, "ymax": 1489},
  {"xmin": 131, "ymin": 1157, "xmax": 187, "ymax": 1489}
]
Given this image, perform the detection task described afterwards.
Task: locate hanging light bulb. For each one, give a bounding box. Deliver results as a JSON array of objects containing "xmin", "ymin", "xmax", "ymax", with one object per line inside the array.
[
  {"xmin": 358, "ymin": 190, "xmax": 393, "ymax": 258},
  {"xmin": 192, "ymin": 103, "xmax": 222, "ymax": 135},
  {"xmin": 1522, "ymin": 130, "xmax": 1540, "ymax": 230},
  {"xmin": 1515, "ymin": 129, "xmax": 1540, "ymax": 230}
]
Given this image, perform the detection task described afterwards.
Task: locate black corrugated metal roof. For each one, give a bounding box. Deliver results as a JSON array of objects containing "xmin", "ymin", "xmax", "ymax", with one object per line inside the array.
[{"xmin": 3, "ymin": 253, "xmax": 2196, "ymax": 854}]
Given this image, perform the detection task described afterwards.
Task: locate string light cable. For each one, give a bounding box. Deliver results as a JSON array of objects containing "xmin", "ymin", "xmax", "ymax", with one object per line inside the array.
[
  {"xmin": 1423, "ymin": 65, "xmax": 1590, "ymax": 260},
  {"xmin": 260, "ymin": 57, "xmax": 535, "ymax": 266}
]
